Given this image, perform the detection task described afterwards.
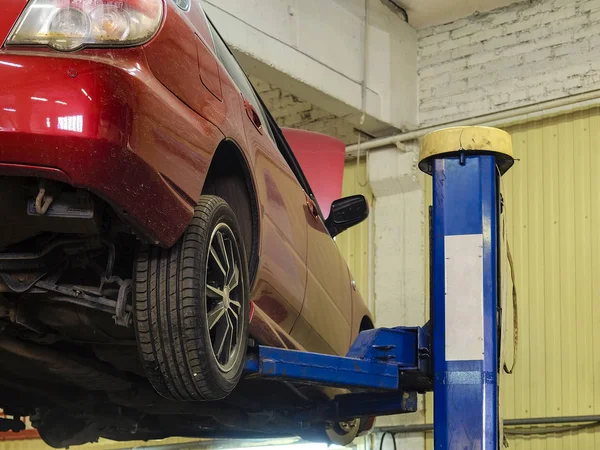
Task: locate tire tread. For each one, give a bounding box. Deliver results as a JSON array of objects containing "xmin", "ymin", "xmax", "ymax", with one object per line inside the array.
[{"xmin": 134, "ymin": 196, "xmax": 249, "ymax": 401}]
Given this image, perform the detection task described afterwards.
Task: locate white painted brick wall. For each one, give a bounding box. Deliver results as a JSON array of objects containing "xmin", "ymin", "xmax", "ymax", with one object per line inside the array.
[
  {"xmin": 418, "ymin": 0, "xmax": 600, "ymax": 126},
  {"xmin": 249, "ymin": 76, "xmax": 368, "ymax": 145}
]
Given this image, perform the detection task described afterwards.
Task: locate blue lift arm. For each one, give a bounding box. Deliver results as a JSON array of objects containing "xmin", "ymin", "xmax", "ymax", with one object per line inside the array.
[
  {"xmin": 243, "ymin": 126, "xmax": 515, "ymax": 449},
  {"xmin": 245, "ymin": 326, "xmax": 432, "ymax": 392}
]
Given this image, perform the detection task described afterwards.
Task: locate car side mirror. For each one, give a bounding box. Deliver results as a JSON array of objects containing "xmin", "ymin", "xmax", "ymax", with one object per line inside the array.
[{"xmin": 325, "ymin": 195, "xmax": 369, "ymax": 238}]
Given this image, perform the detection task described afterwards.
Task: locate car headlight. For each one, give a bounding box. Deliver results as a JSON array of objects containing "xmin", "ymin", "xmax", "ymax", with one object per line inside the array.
[{"xmin": 6, "ymin": 0, "xmax": 164, "ymax": 52}]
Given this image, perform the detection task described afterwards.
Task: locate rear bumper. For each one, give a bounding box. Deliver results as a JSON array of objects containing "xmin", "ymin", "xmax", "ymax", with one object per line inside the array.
[{"xmin": 0, "ymin": 51, "xmax": 223, "ymax": 246}]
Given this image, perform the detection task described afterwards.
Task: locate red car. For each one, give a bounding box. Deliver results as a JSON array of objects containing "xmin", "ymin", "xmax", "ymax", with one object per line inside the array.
[{"xmin": 0, "ymin": 0, "xmax": 373, "ymax": 446}]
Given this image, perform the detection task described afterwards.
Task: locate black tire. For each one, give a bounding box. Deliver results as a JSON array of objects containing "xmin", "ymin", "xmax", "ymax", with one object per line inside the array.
[
  {"xmin": 325, "ymin": 419, "xmax": 361, "ymax": 446},
  {"xmin": 299, "ymin": 419, "xmax": 361, "ymax": 446},
  {"xmin": 134, "ymin": 196, "xmax": 250, "ymax": 401}
]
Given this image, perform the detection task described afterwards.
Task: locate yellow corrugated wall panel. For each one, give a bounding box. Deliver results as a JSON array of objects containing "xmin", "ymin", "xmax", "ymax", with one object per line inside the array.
[
  {"xmin": 424, "ymin": 108, "xmax": 600, "ymax": 449},
  {"xmin": 336, "ymin": 159, "xmax": 373, "ymax": 302},
  {"xmin": 5, "ymin": 161, "xmax": 372, "ymax": 450}
]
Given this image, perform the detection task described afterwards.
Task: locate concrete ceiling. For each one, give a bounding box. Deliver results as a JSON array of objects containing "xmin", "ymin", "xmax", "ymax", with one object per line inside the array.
[{"xmin": 395, "ymin": 0, "xmax": 524, "ymax": 29}]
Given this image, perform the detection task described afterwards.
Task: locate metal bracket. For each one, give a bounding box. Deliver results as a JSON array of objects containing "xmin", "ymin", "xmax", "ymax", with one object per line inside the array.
[{"xmin": 114, "ymin": 279, "xmax": 132, "ymax": 327}]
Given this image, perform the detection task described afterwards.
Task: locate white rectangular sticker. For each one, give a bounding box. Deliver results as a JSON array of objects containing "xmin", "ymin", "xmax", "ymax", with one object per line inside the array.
[{"xmin": 445, "ymin": 234, "xmax": 484, "ymax": 361}]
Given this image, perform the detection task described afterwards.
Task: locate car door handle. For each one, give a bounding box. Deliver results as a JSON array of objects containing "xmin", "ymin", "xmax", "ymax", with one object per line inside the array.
[
  {"xmin": 243, "ymin": 96, "xmax": 262, "ymax": 131},
  {"xmin": 306, "ymin": 198, "xmax": 319, "ymax": 218}
]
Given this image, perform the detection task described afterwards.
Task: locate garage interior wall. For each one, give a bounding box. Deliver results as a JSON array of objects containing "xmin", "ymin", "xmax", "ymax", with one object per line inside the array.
[
  {"xmin": 418, "ymin": 0, "xmax": 600, "ymax": 128},
  {"xmin": 423, "ymin": 107, "xmax": 600, "ymax": 449}
]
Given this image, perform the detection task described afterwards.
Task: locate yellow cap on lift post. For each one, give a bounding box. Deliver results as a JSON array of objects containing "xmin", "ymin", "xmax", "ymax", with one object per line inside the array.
[{"xmin": 419, "ymin": 126, "xmax": 514, "ymax": 175}]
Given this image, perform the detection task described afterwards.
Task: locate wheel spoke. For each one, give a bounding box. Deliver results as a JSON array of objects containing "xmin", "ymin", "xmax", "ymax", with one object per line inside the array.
[
  {"xmin": 230, "ymin": 299, "xmax": 241, "ymax": 309},
  {"xmin": 206, "ymin": 284, "xmax": 224, "ymax": 299},
  {"xmin": 228, "ymin": 263, "xmax": 239, "ymax": 291},
  {"xmin": 210, "ymin": 246, "xmax": 226, "ymax": 277},
  {"xmin": 216, "ymin": 231, "xmax": 230, "ymax": 276},
  {"xmin": 207, "ymin": 302, "xmax": 226, "ymax": 329},
  {"xmin": 215, "ymin": 314, "xmax": 231, "ymax": 359},
  {"xmin": 225, "ymin": 239, "xmax": 236, "ymax": 283},
  {"xmin": 228, "ymin": 309, "xmax": 239, "ymax": 343},
  {"xmin": 226, "ymin": 313, "xmax": 234, "ymax": 357}
]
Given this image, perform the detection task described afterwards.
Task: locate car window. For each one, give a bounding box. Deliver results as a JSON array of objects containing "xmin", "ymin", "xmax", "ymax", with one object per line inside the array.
[{"xmin": 207, "ymin": 22, "xmax": 275, "ymax": 142}]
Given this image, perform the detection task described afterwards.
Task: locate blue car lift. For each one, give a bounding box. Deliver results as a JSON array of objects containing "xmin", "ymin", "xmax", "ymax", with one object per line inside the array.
[{"xmin": 244, "ymin": 126, "xmax": 515, "ymax": 449}]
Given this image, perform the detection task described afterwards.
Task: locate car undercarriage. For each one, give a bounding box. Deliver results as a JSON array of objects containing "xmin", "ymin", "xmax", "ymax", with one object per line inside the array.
[{"xmin": 0, "ymin": 176, "xmax": 329, "ymax": 447}]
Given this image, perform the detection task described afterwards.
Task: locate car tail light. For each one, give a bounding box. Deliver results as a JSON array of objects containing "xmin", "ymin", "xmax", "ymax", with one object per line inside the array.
[{"xmin": 6, "ymin": 0, "xmax": 163, "ymax": 52}]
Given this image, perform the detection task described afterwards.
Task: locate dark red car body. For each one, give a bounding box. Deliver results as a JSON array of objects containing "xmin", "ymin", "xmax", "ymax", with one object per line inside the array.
[{"xmin": 0, "ymin": 0, "xmax": 373, "ymax": 445}]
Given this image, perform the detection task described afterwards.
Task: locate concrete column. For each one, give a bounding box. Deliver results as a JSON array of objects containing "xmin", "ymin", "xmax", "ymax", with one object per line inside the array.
[{"xmin": 368, "ymin": 141, "xmax": 426, "ymax": 450}]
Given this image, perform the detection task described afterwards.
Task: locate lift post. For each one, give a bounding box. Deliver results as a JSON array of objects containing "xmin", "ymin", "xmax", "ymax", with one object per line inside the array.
[
  {"xmin": 420, "ymin": 126, "xmax": 514, "ymax": 449},
  {"xmin": 245, "ymin": 126, "xmax": 514, "ymax": 449}
]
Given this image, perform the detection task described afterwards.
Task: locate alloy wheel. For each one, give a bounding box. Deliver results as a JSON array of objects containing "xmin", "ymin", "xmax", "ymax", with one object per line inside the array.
[{"xmin": 205, "ymin": 223, "xmax": 244, "ymax": 372}]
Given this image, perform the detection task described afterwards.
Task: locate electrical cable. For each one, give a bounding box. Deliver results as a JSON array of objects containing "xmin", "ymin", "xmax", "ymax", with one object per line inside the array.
[
  {"xmin": 354, "ymin": 0, "xmax": 370, "ymax": 188},
  {"xmin": 379, "ymin": 431, "xmax": 397, "ymax": 450},
  {"xmin": 381, "ymin": 0, "xmax": 409, "ymax": 22},
  {"xmin": 360, "ymin": 0, "xmax": 369, "ymax": 126},
  {"xmin": 355, "ymin": 133, "xmax": 370, "ymax": 188},
  {"xmin": 496, "ymin": 164, "xmax": 518, "ymax": 375},
  {"xmin": 503, "ymin": 240, "xmax": 518, "ymax": 374}
]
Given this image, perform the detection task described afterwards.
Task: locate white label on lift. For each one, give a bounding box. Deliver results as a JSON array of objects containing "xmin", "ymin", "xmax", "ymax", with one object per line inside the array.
[{"xmin": 444, "ymin": 234, "xmax": 484, "ymax": 361}]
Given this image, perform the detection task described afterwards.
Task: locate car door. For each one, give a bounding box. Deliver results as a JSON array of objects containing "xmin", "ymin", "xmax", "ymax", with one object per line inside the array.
[
  {"xmin": 246, "ymin": 101, "xmax": 352, "ymax": 356},
  {"xmin": 291, "ymin": 195, "xmax": 353, "ymax": 356},
  {"xmin": 275, "ymin": 130, "xmax": 353, "ymax": 355},
  {"xmin": 209, "ymin": 24, "xmax": 308, "ymax": 334}
]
